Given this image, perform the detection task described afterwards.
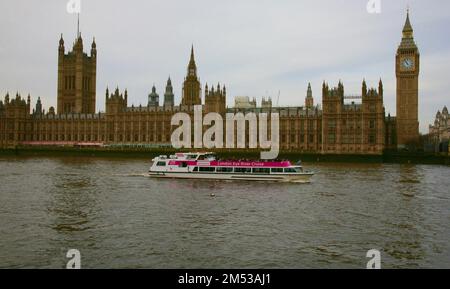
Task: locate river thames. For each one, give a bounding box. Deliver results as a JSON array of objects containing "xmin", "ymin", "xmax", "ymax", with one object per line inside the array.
[{"xmin": 0, "ymin": 156, "xmax": 449, "ymax": 268}]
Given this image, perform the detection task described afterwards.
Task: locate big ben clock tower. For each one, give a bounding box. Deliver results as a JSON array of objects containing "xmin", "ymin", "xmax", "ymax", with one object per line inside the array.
[{"xmin": 396, "ymin": 10, "xmax": 420, "ymax": 148}]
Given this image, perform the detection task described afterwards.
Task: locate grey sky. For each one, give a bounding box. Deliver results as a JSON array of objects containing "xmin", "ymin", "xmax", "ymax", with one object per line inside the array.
[{"xmin": 1, "ymin": 0, "xmax": 449, "ymax": 133}]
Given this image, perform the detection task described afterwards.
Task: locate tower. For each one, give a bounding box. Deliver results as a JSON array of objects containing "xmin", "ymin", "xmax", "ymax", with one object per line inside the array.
[
  {"xmin": 105, "ymin": 87, "xmax": 127, "ymax": 115},
  {"xmin": 321, "ymin": 81, "xmax": 344, "ymax": 153},
  {"xmin": 204, "ymin": 83, "xmax": 226, "ymax": 114},
  {"xmin": 57, "ymin": 31, "xmax": 97, "ymax": 114},
  {"xmin": 181, "ymin": 46, "xmax": 202, "ymax": 107},
  {"xmin": 164, "ymin": 77, "xmax": 175, "ymax": 107},
  {"xmin": 396, "ymin": 10, "xmax": 420, "ymax": 148},
  {"xmin": 305, "ymin": 82, "xmax": 314, "ymax": 109},
  {"xmin": 148, "ymin": 85, "xmax": 160, "ymax": 107}
]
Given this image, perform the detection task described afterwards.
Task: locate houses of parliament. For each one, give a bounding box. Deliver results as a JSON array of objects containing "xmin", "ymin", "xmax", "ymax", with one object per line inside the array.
[{"xmin": 0, "ymin": 11, "xmax": 421, "ymax": 154}]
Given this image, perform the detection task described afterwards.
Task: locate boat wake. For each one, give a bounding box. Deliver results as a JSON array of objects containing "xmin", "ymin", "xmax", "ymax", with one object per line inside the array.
[{"xmin": 114, "ymin": 173, "xmax": 150, "ymax": 178}]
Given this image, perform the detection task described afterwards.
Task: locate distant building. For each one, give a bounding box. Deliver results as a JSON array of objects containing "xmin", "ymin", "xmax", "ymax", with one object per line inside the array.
[
  {"xmin": 234, "ymin": 96, "xmax": 256, "ymax": 109},
  {"xmin": 0, "ymin": 11, "xmax": 420, "ymax": 155},
  {"xmin": 428, "ymin": 106, "xmax": 449, "ymax": 152}
]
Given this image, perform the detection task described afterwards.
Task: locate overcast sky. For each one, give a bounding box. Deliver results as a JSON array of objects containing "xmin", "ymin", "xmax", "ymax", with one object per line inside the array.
[{"xmin": 1, "ymin": 0, "xmax": 449, "ymax": 132}]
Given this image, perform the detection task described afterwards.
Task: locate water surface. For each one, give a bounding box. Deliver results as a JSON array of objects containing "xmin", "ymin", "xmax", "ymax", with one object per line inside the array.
[{"xmin": 0, "ymin": 156, "xmax": 449, "ymax": 268}]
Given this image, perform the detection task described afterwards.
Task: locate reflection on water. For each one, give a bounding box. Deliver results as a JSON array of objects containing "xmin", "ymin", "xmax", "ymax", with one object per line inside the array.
[{"xmin": 0, "ymin": 156, "xmax": 449, "ymax": 268}]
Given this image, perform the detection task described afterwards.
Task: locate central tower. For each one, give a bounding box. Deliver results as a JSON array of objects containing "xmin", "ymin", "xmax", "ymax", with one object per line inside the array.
[
  {"xmin": 396, "ymin": 10, "xmax": 420, "ymax": 148},
  {"xmin": 181, "ymin": 46, "xmax": 202, "ymax": 107},
  {"xmin": 57, "ymin": 33, "xmax": 97, "ymax": 114}
]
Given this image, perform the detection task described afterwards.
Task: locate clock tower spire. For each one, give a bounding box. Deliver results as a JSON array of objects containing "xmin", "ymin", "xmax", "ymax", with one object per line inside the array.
[{"xmin": 396, "ymin": 9, "xmax": 420, "ymax": 148}]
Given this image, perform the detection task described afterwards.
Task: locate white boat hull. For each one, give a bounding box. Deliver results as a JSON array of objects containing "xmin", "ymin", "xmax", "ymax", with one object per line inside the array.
[{"xmin": 148, "ymin": 171, "xmax": 313, "ymax": 183}]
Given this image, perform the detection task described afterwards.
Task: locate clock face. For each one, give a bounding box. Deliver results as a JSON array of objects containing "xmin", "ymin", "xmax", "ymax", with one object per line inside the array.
[{"xmin": 401, "ymin": 58, "xmax": 414, "ymax": 70}]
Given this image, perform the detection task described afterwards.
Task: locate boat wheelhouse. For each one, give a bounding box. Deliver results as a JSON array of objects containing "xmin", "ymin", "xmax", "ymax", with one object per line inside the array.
[{"xmin": 149, "ymin": 152, "xmax": 313, "ymax": 183}]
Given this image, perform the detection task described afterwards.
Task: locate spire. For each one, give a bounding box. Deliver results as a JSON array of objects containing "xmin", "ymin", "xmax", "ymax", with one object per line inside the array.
[
  {"xmin": 307, "ymin": 82, "xmax": 312, "ymax": 98},
  {"xmin": 403, "ymin": 9, "xmax": 413, "ymax": 35},
  {"xmin": 399, "ymin": 8, "xmax": 417, "ymax": 50},
  {"xmin": 378, "ymin": 78, "xmax": 383, "ymax": 96},
  {"xmin": 77, "ymin": 13, "xmax": 80, "ymax": 38},
  {"xmin": 187, "ymin": 45, "xmax": 197, "ymax": 77}
]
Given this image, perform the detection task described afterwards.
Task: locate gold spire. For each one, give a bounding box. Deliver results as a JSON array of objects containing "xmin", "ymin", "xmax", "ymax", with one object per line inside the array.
[
  {"xmin": 398, "ymin": 9, "xmax": 417, "ymax": 50},
  {"xmin": 403, "ymin": 9, "xmax": 413, "ymax": 36}
]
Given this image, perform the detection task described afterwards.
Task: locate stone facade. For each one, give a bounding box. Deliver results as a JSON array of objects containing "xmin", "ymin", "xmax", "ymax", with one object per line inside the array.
[
  {"xmin": 429, "ymin": 106, "xmax": 450, "ymax": 143},
  {"xmin": 1, "ymin": 12, "xmax": 422, "ymax": 155},
  {"xmin": 57, "ymin": 33, "xmax": 97, "ymax": 114},
  {"xmin": 396, "ymin": 11, "xmax": 420, "ymax": 148}
]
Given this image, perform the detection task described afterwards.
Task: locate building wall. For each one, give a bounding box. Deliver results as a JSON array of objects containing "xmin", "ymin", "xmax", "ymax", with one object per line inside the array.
[
  {"xmin": 396, "ymin": 12, "xmax": 420, "ymax": 148},
  {"xmin": 57, "ymin": 35, "xmax": 97, "ymax": 114},
  {"xmin": 3, "ymin": 12, "xmax": 424, "ymax": 156}
]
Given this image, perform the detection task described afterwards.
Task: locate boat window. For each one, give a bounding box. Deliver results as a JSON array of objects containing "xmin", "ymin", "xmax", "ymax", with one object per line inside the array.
[
  {"xmin": 217, "ymin": 167, "xmax": 233, "ymax": 173},
  {"xmin": 235, "ymin": 167, "xmax": 252, "ymax": 173},
  {"xmin": 205, "ymin": 154, "xmax": 216, "ymax": 160},
  {"xmin": 199, "ymin": 167, "xmax": 215, "ymax": 172},
  {"xmin": 197, "ymin": 155, "xmax": 205, "ymax": 160},
  {"xmin": 271, "ymin": 168, "xmax": 283, "ymax": 173},
  {"xmin": 252, "ymin": 168, "xmax": 270, "ymax": 174},
  {"xmin": 284, "ymin": 168, "xmax": 297, "ymax": 173},
  {"xmin": 179, "ymin": 162, "xmax": 188, "ymax": 168},
  {"xmin": 193, "ymin": 167, "xmax": 199, "ymax": 172},
  {"xmin": 156, "ymin": 161, "xmax": 166, "ymax": 167},
  {"xmin": 294, "ymin": 167, "xmax": 303, "ymax": 173}
]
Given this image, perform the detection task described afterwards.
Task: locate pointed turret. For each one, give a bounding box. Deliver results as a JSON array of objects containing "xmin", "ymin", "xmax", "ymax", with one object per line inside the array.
[
  {"xmin": 362, "ymin": 79, "xmax": 367, "ymax": 96},
  {"xmin": 35, "ymin": 97, "xmax": 43, "ymax": 115},
  {"xmin": 187, "ymin": 45, "xmax": 198, "ymax": 78},
  {"xmin": 91, "ymin": 37, "xmax": 97, "ymax": 58},
  {"xmin": 59, "ymin": 34, "xmax": 65, "ymax": 53},
  {"xmin": 403, "ymin": 10, "xmax": 413, "ymax": 35},
  {"xmin": 148, "ymin": 84, "xmax": 160, "ymax": 107},
  {"xmin": 399, "ymin": 9, "xmax": 417, "ymax": 50},
  {"xmin": 378, "ymin": 78, "xmax": 383, "ymax": 96},
  {"xmin": 305, "ymin": 82, "xmax": 314, "ymax": 109},
  {"xmin": 182, "ymin": 45, "xmax": 202, "ymax": 106}
]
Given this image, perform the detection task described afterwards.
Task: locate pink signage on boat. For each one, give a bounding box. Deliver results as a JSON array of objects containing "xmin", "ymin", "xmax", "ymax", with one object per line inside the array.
[{"xmin": 168, "ymin": 160, "xmax": 291, "ymax": 167}]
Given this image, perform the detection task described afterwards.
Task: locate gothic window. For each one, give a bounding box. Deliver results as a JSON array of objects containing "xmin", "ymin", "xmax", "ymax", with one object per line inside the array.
[
  {"xmin": 328, "ymin": 120, "xmax": 336, "ymax": 129},
  {"xmin": 328, "ymin": 133, "xmax": 335, "ymax": 144}
]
